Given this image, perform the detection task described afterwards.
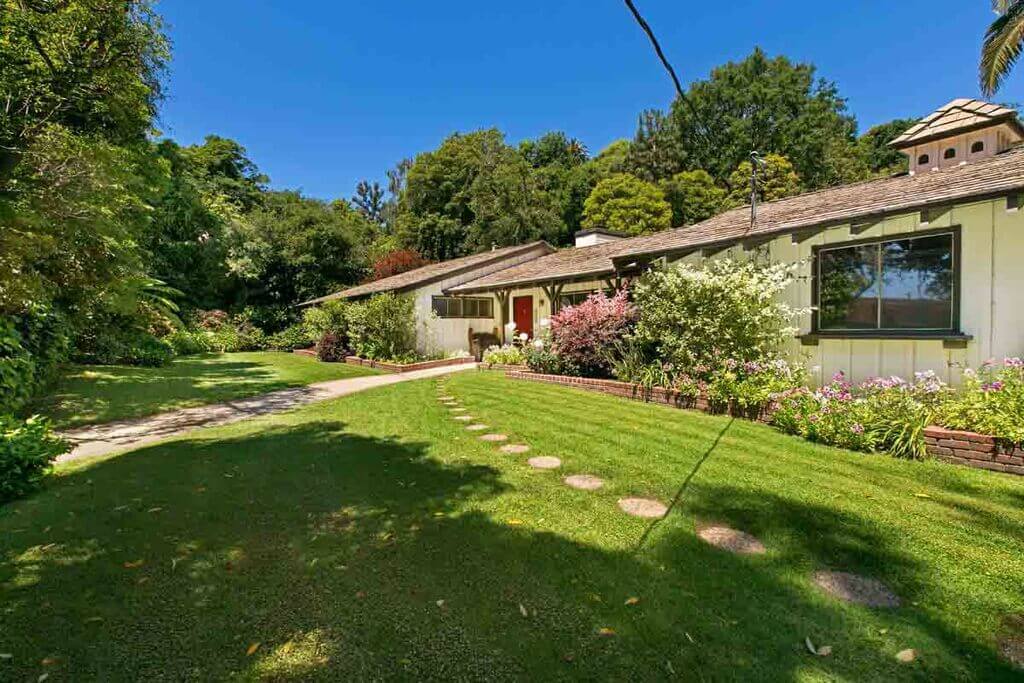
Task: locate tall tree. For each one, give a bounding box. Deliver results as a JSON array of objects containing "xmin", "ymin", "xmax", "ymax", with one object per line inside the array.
[
  {"xmin": 626, "ymin": 49, "xmax": 864, "ymax": 191},
  {"xmin": 659, "ymin": 170, "xmax": 727, "ymax": 227},
  {"xmin": 581, "ymin": 173, "xmax": 672, "ymax": 235},
  {"xmin": 352, "ymin": 180, "xmax": 385, "ymax": 225},
  {"xmin": 725, "ymin": 154, "xmax": 802, "ymax": 206},
  {"xmin": 857, "ymin": 118, "xmax": 919, "ymax": 175},
  {"xmin": 981, "ymin": 0, "xmax": 1024, "ymax": 96}
]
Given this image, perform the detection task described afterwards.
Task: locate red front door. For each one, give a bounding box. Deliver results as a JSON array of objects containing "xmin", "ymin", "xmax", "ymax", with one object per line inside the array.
[{"xmin": 513, "ymin": 296, "xmax": 533, "ymax": 339}]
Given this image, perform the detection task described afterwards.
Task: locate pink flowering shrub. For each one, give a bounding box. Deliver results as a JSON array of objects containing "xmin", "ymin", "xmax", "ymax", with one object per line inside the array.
[
  {"xmin": 771, "ymin": 370, "xmax": 950, "ymax": 458},
  {"xmin": 548, "ymin": 290, "xmax": 637, "ymax": 377},
  {"xmin": 937, "ymin": 358, "xmax": 1024, "ymax": 444}
]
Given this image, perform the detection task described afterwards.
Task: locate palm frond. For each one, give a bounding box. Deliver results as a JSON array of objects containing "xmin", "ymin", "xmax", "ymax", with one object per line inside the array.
[{"xmin": 981, "ymin": 0, "xmax": 1024, "ymax": 96}]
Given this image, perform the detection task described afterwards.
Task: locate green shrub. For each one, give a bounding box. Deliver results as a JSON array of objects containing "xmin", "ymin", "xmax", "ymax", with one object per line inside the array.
[
  {"xmin": 524, "ymin": 335, "xmax": 579, "ymax": 376},
  {"xmin": 303, "ymin": 300, "xmax": 350, "ymax": 340},
  {"xmin": 346, "ymin": 293, "xmax": 416, "ymax": 361},
  {"xmin": 0, "ymin": 320, "xmax": 36, "ymax": 416},
  {"xmin": 266, "ymin": 324, "xmax": 314, "ymax": 351},
  {"xmin": 631, "ymin": 259, "xmax": 802, "ymax": 376},
  {"xmin": 705, "ymin": 359, "xmax": 808, "ymax": 412},
  {"xmin": 73, "ymin": 330, "xmax": 174, "ymax": 367},
  {"xmin": 482, "ymin": 345, "xmax": 526, "ymax": 366},
  {"xmin": 938, "ymin": 359, "xmax": 1024, "ymax": 444},
  {"xmin": 166, "ymin": 329, "xmax": 215, "ymax": 355},
  {"xmin": 1, "ymin": 414, "xmax": 68, "ymax": 504}
]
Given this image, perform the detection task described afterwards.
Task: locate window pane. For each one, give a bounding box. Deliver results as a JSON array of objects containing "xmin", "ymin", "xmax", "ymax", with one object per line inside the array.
[
  {"xmin": 880, "ymin": 234, "xmax": 953, "ymax": 329},
  {"xmin": 819, "ymin": 245, "xmax": 879, "ymax": 329},
  {"xmin": 449, "ymin": 298, "xmax": 462, "ymax": 317},
  {"xmin": 464, "ymin": 299, "xmax": 478, "ymax": 318},
  {"xmin": 432, "ymin": 297, "xmax": 447, "ymax": 317},
  {"xmin": 479, "ymin": 299, "xmax": 493, "ymax": 318}
]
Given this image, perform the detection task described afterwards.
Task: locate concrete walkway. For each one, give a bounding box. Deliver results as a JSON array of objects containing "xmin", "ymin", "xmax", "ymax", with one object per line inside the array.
[{"xmin": 58, "ymin": 362, "xmax": 477, "ymax": 463}]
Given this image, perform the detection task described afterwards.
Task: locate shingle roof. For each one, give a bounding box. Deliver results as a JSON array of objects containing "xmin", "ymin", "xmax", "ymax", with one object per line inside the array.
[
  {"xmin": 447, "ymin": 239, "xmax": 632, "ymax": 293},
  {"xmin": 450, "ymin": 144, "xmax": 1024, "ymax": 292},
  {"xmin": 889, "ymin": 98, "xmax": 1023, "ymax": 149},
  {"xmin": 299, "ymin": 241, "xmax": 553, "ymax": 305},
  {"xmin": 608, "ymin": 144, "xmax": 1024, "ymax": 264}
]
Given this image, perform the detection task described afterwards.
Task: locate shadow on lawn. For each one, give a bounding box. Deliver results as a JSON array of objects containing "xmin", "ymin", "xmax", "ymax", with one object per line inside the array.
[{"xmin": 0, "ymin": 421, "xmax": 1017, "ymax": 680}]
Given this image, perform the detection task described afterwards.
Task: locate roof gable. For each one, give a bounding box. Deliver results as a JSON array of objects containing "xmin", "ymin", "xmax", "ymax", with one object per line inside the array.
[{"xmin": 889, "ymin": 98, "xmax": 1023, "ymax": 149}]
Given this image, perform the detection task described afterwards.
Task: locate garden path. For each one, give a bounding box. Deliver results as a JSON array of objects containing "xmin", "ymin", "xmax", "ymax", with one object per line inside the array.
[{"xmin": 57, "ymin": 363, "xmax": 477, "ymax": 463}]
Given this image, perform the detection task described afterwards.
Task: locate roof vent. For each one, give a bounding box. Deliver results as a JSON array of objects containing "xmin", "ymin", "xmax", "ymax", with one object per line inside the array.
[{"xmin": 574, "ymin": 228, "xmax": 629, "ymax": 248}]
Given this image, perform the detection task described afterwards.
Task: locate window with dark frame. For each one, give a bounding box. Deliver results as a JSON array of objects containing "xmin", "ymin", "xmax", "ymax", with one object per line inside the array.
[
  {"xmin": 918, "ymin": 153, "xmax": 930, "ymax": 165},
  {"xmin": 943, "ymin": 147, "xmax": 957, "ymax": 160},
  {"xmin": 557, "ymin": 289, "xmax": 616, "ymax": 309},
  {"xmin": 971, "ymin": 140, "xmax": 985, "ymax": 153},
  {"xmin": 816, "ymin": 231, "xmax": 957, "ymax": 334},
  {"xmin": 431, "ymin": 296, "xmax": 494, "ymax": 319}
]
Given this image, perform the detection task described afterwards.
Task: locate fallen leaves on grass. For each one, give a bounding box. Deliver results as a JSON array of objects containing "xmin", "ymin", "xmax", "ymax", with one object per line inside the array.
[
  {"xmin": 895, "ymin": 648, "xmax": 917, "ymax": 663},
  {"xmin": 597, "ymin": 627, "xmax": 616, "ymax": 637},
  {"xmin": 246, "ymin": 643, "xmax": 260, "ymax": 656},
  {"xmin": 624, "ymin": 597, "xmax": 640, "ymax": 606},
  {"xmin": 122, "ymin": 560, "xmax": 144, "ymax": 569}
]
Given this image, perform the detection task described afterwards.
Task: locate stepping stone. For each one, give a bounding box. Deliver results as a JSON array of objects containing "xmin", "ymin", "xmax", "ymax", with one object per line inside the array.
[
  {"xmin": 528, "ymin": 456, "xmax": 561, "ymax": 470},
  {"xmin": 453, "ymin": 415, "xmax": 473, "ymax": 421},
  {"xmin": 811, "ymin": 570, "xmax": 900, "ymax": 608},
  {"xmin": 479, "ymin": 433, "xmax": 508, "ymax": 442},
  {"xmin": 500, "ymin": 444, "xmax": 530, "ymax": 454},
  {"xmin": 438, "ymin": 396, "xmax": 454, "ymax": 402},
  {"xmin": 564, "ymin": 474, "xmax": 603, "ymax": 490},
  {"xmin": 466, "ymin": 424, "xmax": 488, "ymax": 431},
  {"xmin": 449, "ymin": 408, "xmax": 467, "ymax": 413},
  {"xmin": 618, "ymin": 498, "xmax": 668, "ymax": 519},
  {"xmin": 998, "ymin": 614, "xmax": 1024, "ymax": 670},
  {"xmin": 696, "ymin": 523, "xmax": 766, "ymax": 555}
]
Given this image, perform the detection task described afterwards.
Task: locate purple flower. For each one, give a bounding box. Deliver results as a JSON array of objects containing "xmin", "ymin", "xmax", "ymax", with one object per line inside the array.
[
  {"xmin": 851, "ymin": 423, "xmax": 864, "ymax": 435},
  {"xmin": 984, "ymin": 380, "xmax": 1005, "ymax": 392},
  {"xmin": 1004, "ymin": 357, "xmax": 1023, "ymax": 368}
]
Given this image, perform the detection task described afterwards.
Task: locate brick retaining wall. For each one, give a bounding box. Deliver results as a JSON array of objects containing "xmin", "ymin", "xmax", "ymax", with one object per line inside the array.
[
  {"xmin": 345, "ymin": 356, "xmax": 475, "ymax": 374},
  {"xmin": 504, "ymin": 370, "xmax": 769, "ymax": 421},
  {"xmin": 923, "ymin": 426, "xmax": 1024, "ymax": 476}
]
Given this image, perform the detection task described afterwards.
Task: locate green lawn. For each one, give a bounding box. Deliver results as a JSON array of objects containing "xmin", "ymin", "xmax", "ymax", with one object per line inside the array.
[
  {"xmin": 3, "ymin": 371, "xmax": 1023, "ymax": 680},
  {"xmin": 31, "ymin": 352, "xmax": 380, "ymax": 429}
]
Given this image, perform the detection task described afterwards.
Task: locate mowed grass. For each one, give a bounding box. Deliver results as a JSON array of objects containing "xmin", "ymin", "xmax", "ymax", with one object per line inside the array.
[
  {"xmin": 2, "ymin": 371, "xmax": 1023, "ymax": 680},
  {"xmin": 31, "ymin": 352, "xmax": 379, "ymax": 429}
]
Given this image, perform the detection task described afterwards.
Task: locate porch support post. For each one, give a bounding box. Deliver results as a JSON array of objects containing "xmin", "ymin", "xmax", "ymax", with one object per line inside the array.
[
  {"xmin": 496, "ymin": 289, "xmax": 510, "ymax": 344},
  {"xmin": 542, "ymin": 281, "xmax": 565, "ymax": 315}
]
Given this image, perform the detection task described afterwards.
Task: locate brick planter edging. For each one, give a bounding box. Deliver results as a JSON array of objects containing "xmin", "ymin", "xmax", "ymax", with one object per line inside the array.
[
  {"xmin": 503, "ymin": 370, "xmax": 771, "ymax": 422},
  {"xmin": 479, "ymin": 363, "xmax": 529, "ymax": 372},
  {"xmin": 923, "ymin": 426, "xmax": 1024, "ymax": 475},
  {"xmin": 505, "ymin": 371, "xmax": 1024, "ymax": 478},
  {"xmin": 345, "ymin": 356, "xmax": 475, "ymax": 374}
]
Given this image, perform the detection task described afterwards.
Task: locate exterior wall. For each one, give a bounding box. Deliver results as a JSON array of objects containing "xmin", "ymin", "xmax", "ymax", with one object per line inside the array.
[
  {"xmin": 406, "ymin": 244, "xmax": 551, "ymax": 355},
  {"xmin": 670, "ymin": 196, "xmax": 1024, "ymax": 385},
  {"xmin": 499, "ymin": 279, "xmax": 611, "ymax": 342},
  {"xmin": 906, "ymin": 123, "xmax": 1017, "ymax": 174}
]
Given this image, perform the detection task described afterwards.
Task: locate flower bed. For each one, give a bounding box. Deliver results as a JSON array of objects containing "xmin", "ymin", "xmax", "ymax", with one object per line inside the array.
[
  {"xmin": 480, "ymin": 363, "xmax": 528, "ymax": 372},
  {"xmin": 504, "ymin": 370, "xmax": 774, "ymax": 421},
  {"xmin": 923, "ymin": 426, "xmax": 1024, "ymax": 475},
  {"xmin": 345, "ymin": 356, "xmax": 474, "ymax": 374}
]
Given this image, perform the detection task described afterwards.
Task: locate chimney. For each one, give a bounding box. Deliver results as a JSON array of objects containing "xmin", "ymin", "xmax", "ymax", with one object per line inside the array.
[{"xmin": 574, "ymin": 228, "xmax": 629, "ymax": 248}]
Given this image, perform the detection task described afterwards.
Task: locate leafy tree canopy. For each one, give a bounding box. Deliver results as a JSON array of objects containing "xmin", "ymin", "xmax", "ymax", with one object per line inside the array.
[
  {"xmin": 581, "ymin": 173, "xmax": 672, "ymax": 236},
  {"xmin": 857, "ymin": 118, "xmax": 919, "ymax": 175},
  {"xmin": 626, "ymin": 48, "xmax": 866, "ymax": 191},
  {"xmin": 726, "ymin": 154, "xmax": 802, "ymax": 206},
  {"xmin": 658, "ymin": 170, "xmax": 727, "ymax": 227}
]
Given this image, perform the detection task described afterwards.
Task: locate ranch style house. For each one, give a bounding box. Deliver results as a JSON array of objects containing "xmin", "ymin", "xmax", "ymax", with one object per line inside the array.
[{"xmin": 303, "ymin": 99, "xmax": 1024, "ymax": 385}]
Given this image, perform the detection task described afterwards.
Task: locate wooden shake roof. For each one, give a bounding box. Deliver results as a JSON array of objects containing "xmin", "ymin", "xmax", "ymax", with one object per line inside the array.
[
  {"xmin": 452, "ymin": 144, "xmax": 1024, "ymax": 291},
  {"xmin": 889, "ymin": 98, "xmax": 1023, "ymax": 149},
  {"xmin": 299, "ymin": 241, "xmax": 553, "ymax": 305}
]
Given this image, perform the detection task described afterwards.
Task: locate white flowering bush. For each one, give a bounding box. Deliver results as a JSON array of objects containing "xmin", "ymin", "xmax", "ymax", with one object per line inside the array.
[
  {"xmin": 482, "ymin": 345, "xmax": 526, "ymax": 366},
  {"xmin": 631, "ymin": 259, "xmax": 803, "ymax": 376}
]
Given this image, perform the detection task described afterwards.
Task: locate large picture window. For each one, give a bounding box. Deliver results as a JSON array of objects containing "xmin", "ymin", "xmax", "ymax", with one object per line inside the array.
[
  {"xmin": 431, "ymin": 296, "xmax": 493, "ymax": 319},
  {"xmin": 816, "ymin": 230, "xmax": 957, "ymax": 333}
]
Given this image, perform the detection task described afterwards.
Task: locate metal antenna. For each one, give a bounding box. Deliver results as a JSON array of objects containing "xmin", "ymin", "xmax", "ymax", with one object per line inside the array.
[{"xmin": 749, "ymin": 151, "xmax": 766, "ymax": 231}]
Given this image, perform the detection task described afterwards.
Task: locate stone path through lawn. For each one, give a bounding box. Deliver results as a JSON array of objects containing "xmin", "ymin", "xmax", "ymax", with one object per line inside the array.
[{"xmin": 58, "ymin": 362, "xmax": 477, "ymax": 463}]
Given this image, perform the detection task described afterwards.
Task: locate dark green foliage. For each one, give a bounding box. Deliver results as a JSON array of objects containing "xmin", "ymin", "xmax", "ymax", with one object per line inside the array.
[
  {"xmin": 266, "ymin": 324, "xmax": 315, "ymax": 352},
  {"xmin": 857, "ymin": 118, "xmax": 919, "ymax": 175},
  {"xmin": 658, "ymin": 170, "xmax": 727, "ymax": 226},
  {"xmin": 346, "ymin": 293, "xmax": 416, "ymax": 361},
  {"xmin": 0, "ymin": 415, "xmax": 67, "ymax": 504},
  {"xmin": 73, "ymin": 329, "xmax": 173, "ymax": 367},
  {"xmin": 626, "ymin": 48, "xmax": 866, "ymax": 191}
]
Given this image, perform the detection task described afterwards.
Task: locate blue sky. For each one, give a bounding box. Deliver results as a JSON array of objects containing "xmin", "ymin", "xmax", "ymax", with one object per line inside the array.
[{"xmin": 158, "ymin": 1, "xmax": 1024, "ymax": 200}]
